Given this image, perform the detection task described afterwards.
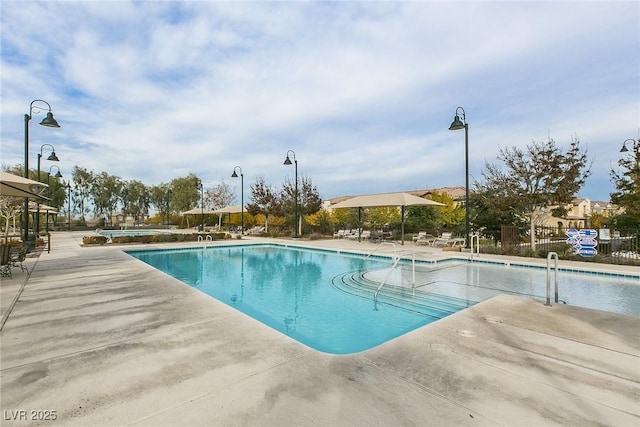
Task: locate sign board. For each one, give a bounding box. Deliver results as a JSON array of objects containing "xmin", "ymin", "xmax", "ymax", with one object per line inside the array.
[{"xmin": 566, "ymin": 228, "xmax": 597, "ymax": 257}]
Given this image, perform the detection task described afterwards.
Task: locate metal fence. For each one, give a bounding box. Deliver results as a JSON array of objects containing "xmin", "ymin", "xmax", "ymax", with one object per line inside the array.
[{"xmin": 482, "ymin": 226, "xmax": 640, "ymax": 265}]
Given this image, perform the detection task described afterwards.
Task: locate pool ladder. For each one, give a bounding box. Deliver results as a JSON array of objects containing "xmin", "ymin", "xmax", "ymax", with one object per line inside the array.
[
  {"xmin": 366, "ymin": 243, "xmax": 416, "ymax": 309},
  {"xmin": 545, "ymin": 251, "xmax": 559, "ymax": 306},
  {"xmin": 469, "ymin": 233, "xmax": 480, "ymax": 258},
  {"xmin": 198, "ymin": 235, "xmax": 213, "ymax": 246}
]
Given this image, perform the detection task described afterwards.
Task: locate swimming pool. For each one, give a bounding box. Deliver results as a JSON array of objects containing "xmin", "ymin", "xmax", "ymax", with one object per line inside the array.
[{"xmin": 127, "ymin": 244, "xmax": 640, "ymax": 354}]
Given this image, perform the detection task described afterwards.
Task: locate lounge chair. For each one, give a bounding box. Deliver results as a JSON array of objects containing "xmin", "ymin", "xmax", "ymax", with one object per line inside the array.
[
  {"xmin": 414, "ymin": 232, "xmax": 436, "ymax": 246},
  {"xmin": 433, "ymin": 232, "xmax": 466, "ymax": 247},
  {"xmin": 247, "ymin": 226, "xmax": 265, "ymax": 235},
  {"xmin": 345, "ymin": 229, "xmax": 360, "ymax": 240},
  {"xmin": 333, "ymin": 230, "xmax": 348, "ymax": 239},
  {"xmin": 432, "ymin": 232, "xmax": 454, "ymax": 247}
]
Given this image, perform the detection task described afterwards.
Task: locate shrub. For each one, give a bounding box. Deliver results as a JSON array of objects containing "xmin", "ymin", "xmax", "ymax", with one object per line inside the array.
[{"xmin": 83, "ymin": 236, "xmax": 108, "ymax": 245}]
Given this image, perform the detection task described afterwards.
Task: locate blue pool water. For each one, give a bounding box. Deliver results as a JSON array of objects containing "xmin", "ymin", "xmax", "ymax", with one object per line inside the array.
[
  {"xmin": 127, "ymin": 244, "xmax": 640, "ymax": 354},
  {"xmin": 99, "ymin": 229, "xmax": 172, "ymax": 239}
]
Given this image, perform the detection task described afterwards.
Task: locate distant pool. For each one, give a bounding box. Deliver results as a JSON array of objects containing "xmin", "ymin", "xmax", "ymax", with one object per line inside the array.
[
  {"xmin": 127, "ymin": 244, "xmax": 640, "ymax": 354},
  {"xmin": 98, "ymin": 229, "xmax": 173, "ymax": 239}
]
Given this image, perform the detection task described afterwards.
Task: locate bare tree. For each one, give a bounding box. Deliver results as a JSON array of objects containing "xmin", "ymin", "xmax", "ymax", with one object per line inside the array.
[{"xmin": 204, "ymin": 180, "xmax": 236, "ymax": 210}]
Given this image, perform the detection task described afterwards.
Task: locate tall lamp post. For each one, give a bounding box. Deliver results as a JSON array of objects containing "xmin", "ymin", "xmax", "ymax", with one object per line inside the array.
[
  {"xmin": 283, "ymin": 150, "xmax": 298, "ymax": 238},
  {"xmin": 46, "ymin": 165, "xmax": 63, "ymax": 231},
  {"xmin": 619, "ymin": 138, "xmax": 640, "ymax": 185},
  {"xmin": 449, "ymin": 106, "xmax": 470, "ymax": 249},
  {"xmin": 231, "ymin": 166, "xmax": 244, "ymax": 234},
  {"xmin": 66, "ymin": 182, "xmax": 72, "ymax": 231},
  {"xmin": 36, "ymin": 144, "xmax": 60, "ymax": 235},
  {"xmin": 24, "ymin": 100, "xmax": 60, "ymax": 242},
  {"xmin": 197, "ymin": 179, "xmax": 204, "ymax": 232},
  {"xmin": 165, "ymin": 189, "xmax": 172, "ymax": 226}
]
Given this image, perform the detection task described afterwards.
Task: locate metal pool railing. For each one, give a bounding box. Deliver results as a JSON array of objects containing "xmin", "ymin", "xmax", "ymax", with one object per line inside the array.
[{"xmin": 545, "ymin": 251, "xmax": 559, "ymax": 306}]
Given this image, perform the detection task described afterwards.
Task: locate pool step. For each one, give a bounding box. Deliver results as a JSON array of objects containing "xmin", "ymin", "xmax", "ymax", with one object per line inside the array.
[{"xmin": 331, "ymin": 271, "xmax": 475, "ymax": 318}]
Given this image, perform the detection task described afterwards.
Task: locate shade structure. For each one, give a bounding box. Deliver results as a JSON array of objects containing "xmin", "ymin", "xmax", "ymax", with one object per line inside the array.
[
  {"xmin": 213, "ymin": 205, "xmax": 244, "ymax": 229},
  {"xmin": 330, "ymin": 192, "xmax": 445, "ymax": 244},
  {"xmin": 180, "ymin": 207, "xmax": 217, "ymax": 215},
  {"xmin": 213, "ymin": 205, "xmax": 244, "ymax": 214},
  {"xmin": 28, "ymin": 202, "xmax": 58, "ymax": 214},
  {"xmin": 0, "ymin": 172, "xmax": 49, "ymax": 199},
  {"xmin": 330, "ymin": 192, "xmax": 445, "ymax": 209}
]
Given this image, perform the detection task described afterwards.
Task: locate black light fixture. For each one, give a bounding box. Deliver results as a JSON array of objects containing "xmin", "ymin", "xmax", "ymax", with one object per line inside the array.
[
  {"xmin": 40, "ymin": 111, "xmax": 60, "ymax": 128},
  {"xmin": 24, "ymin": 99, "xmax": 60, "ymax": 242},
  {"xmin": 231, "ymin": 166, "xmax": 244, "ymax": 235},
  {"xmin": 66, "ymin": 181, "xmax": 72, "ymax": 231},
  {"xmin": 36, "ymin": 144, "xmax": 60, "ymax": 235},
  {"xmin": 619, "ymin": 138, "xmax": 637, "ymax": 153},
  {"xmin": 283, "ymin": 150, "xmax": 298, "ymax": 238},
  {"xmin": 448, "ymin": 106, "xmax": 470, "ymax": 249}
]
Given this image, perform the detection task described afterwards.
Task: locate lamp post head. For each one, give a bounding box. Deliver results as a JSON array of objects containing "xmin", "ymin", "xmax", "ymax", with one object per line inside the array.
[
  {"xmin": 55, "ymin": 170, "xmax": 63, "ymax": 178},
  {"xmin": 620, "ymin": 139, "xmax": 638, "ymax": 153},
  {"xmin": 47, "ymin": 151, "xmax": 60, "ymax": 161},
  {"xmin": 232, "ymin": 166, "xmax": 243, "ymax": 178},
  {"xmin": 449, "ymin": 115, "xmax": 465, "ymax": 131},
  {"xmin": 284, "ymin": 149, "xmax": 296, "ymax": 165},
  {"xmin": 40, "ymin": 111, "xmax": 60, "ymax": 128},
  {"xmin": 449, "ymin": 106, "xmax": 466, "ymax": 131}
]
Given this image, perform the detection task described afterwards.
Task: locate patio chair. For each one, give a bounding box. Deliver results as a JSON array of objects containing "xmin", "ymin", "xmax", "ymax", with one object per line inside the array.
[{"xmin": 0, "ymin": 245, "xmax": 28, "ymax": 278}]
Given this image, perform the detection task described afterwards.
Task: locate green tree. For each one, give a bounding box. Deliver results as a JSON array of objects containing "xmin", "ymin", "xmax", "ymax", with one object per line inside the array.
[
  {"xmin": 122, "ymin": 180, "xmax": 149, "ymax": 225},
  {"xmin": 170, "ymin": 174, "xmax": 200, "ymax": 213},
  {"xmin": 282, "ymin": 175, "xmax": 322, "ymax": 235},
  {"xmin": 45, "ymin": 170, "xmax": 66, "ymax": 213},
  {"xmin": 366, "ymin": 207, "xmax": 401, "ymax": 229},
  {"xmin": 150, "ymin": 183, "xmax": 173, "ymax": 225},
  {"xmin": 330, "ymin": 206, "xmax": 359, "ymax": 231},
  {"xmin": 424, "ymin": 191, "xmax": 464, "ymax": 230},
  {"xmin": 306, "ymin": 209, "xmax": 334, "ymax": 235},
  {"xmin": 247, "ymin": 176, "xmax": 282, "ymax": 233},
  {"xmin": 71, "ymin": 166, "xmax": 94, "ymax": 223},
  {"xmin": 477, "ymin": 137, "xmax": 590, "ymax": 250},
  {"xmin": 404, "ymin": 203, "xmax": 440, "ymax": 233},
  {"xmin": 610, "ymin": 139, "xmax": 640, "ymax": 222},
  {"xmin": 92, "ymin": 172, "xmax": 123, "ymax": 225}
]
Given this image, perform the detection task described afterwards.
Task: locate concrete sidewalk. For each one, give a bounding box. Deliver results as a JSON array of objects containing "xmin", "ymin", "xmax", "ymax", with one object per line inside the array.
[{"xmin": 1, "ymin": 231, "xmax": 638, "ymax": 426}]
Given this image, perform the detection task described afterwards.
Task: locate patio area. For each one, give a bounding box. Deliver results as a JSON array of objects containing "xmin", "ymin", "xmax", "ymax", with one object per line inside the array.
[{"xmin": 1, "ymin": 231, "xmax": 638, "ymax": 426}]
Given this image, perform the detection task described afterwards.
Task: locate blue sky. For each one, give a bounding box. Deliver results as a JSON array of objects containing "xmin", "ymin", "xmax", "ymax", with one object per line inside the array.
[{"xmin": 1, "ymin": 1, "xmax": 638, "ymax": 203}]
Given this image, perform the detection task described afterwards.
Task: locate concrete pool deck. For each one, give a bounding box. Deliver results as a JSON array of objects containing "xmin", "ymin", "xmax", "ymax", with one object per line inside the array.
[{"xmin": 1, "ymin": 231, "xmax": 638, "ymax": 426}]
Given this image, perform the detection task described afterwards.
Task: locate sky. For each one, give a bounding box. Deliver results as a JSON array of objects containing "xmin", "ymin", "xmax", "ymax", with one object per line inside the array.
[{"xmin": 1, "ymin": 1, "xmax": 638, "ymax": 205}]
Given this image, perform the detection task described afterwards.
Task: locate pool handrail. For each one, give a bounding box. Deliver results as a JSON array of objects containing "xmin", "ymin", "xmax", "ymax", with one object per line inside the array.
[
  {"xmin": 470, "ymin": 233, "xmax": 480, "ymax": 258},
  {"xmin": 367, "ymin": 243, "xmax": 418, "ymax": 309},
  {"xmin": 365, "ymin": 242, "xmax": 397, "ymax": 260},
  {"xmin": 546, "ymin": 251, "xmax": 559, "ymax": 306}
]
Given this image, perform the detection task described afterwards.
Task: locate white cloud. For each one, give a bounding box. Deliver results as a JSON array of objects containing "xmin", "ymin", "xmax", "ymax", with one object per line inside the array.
[{"xmin": 1, "ymin": 1, "xmax": 638, "ymax": 203}]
